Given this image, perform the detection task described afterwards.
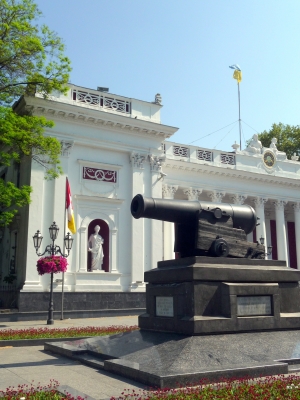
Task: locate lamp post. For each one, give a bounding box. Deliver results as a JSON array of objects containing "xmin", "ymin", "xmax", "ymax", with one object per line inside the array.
[{"xmin": 33, "ymin": 222, "xmax": 73, "ymax": 325}]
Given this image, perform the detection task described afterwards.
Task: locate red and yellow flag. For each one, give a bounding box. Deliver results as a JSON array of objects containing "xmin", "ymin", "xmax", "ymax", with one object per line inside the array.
[{"xmin": 66, "ymin": 178, "xmax": 76, "ymax": 234}]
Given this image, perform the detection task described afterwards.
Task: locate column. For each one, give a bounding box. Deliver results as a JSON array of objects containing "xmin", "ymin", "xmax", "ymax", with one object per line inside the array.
[
  {"xmin": 253, "ymin": 197, "xmax": 268, "ymax": 252},
  {"xmin": 292, "ymin": 202, "xmax": 300, "ymax": 269},
  {"xmin": 274, "ymin": 200, "xmax": 288, "ymax": 265},
  {"xmin": 130, "ymin": 152, "xmax": 146, "ymax": 285},
  {"xmin": 183, "ymin": 187, "xmax": 202, "ymax": 201},
  {"xmin": 162, "ymin": 184, "xmax": 178, "ymax": 260},
  {"xmin": 150, "ymin": 154, "xmax": 165, "ymax": 269}
]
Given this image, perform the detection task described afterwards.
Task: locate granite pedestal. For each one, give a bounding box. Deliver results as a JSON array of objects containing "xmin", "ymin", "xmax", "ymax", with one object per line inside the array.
[
  {"xmin": 45, "ymin": 257, "xmax": 300, "ymax": 388},
  {"xmin": 139, "ymin": 257, "xmax": 300, "ymax": 334}
]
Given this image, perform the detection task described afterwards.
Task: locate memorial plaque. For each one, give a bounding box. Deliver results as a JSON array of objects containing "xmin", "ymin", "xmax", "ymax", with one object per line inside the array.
[
  {"xmin": 237, "ymin": 295, "xmax": 272, "ymax": 316},
  {"xmin": 156, "ymin": 296, "xmax": 174, "ymax": 317}
]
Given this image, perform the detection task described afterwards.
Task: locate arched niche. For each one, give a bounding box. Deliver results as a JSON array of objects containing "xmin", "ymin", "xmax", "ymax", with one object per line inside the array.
[
  {"xmin": 88, "ymin": 219, "xmax": 109, "ymax": 272},
  {"xmin": 78, "ymin": 210, "xmax": 118, "ymax": 274}
]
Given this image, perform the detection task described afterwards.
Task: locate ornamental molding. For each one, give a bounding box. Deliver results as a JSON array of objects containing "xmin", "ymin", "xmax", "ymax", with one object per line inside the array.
[
  {"xmin": 16, "ymin": 96, "xmax": 177, "ymax": 139},
  {"xmin": 162, "ymin": 184, "xmax": 178, "ymax": 199},
  {"xmin": 207, "ymin": 190, "xmax": 225, "ymax": 203},
  {"xmin": 183, "ymin": 188, "xmax": 202, "ymax": 201},
  {"xmin": 130, "ymin": 152, "xmax": 146, "ymax": 169},
  {"xmin": 163, "ymin": 160, "xmax": 300, "ymax": 188}
]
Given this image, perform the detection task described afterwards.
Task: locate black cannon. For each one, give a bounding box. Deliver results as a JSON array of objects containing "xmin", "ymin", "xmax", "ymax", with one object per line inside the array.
[{"xmin": 131, "ymin": 194, "xmax": 265, "ymax": 259}]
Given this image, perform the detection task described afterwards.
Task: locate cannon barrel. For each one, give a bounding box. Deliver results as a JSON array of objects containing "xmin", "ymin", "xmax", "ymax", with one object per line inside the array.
[{"xmin": 131, "ymin": 194, "xmax": 257, "ymax": 235}]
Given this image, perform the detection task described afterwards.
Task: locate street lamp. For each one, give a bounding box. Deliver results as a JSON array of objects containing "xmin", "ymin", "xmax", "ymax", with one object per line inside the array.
[{"xmin": 32, "ymin": 222, "xmax": 73, "ymax": 325}]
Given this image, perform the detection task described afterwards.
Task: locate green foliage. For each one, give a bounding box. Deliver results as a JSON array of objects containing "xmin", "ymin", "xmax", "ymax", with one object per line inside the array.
[
  {"xmin": 258, "ymin": 123, "xmax": 300, "ymax": 160},
  {"xmin": 0, "ymin": 0, "xmax": 71, "ymax": 104},
  {"xmin": 0, "ymin": 107, "xmax": 63, "ymax": 226}
]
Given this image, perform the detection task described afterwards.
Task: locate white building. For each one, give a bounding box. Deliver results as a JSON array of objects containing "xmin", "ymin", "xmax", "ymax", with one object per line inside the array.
[{"xmin": 1, "ymin": 83, "xmax": 300, "ymax": 314}]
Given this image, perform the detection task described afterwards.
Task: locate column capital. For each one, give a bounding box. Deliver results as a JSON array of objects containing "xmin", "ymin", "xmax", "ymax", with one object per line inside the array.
[
  {"xmin": 231, "ymin": 194, "xmax": 247, "ymax": 205},
  {"xmin": 60, "ymin": 140, "xmax": 74, "ymax": 157},
  {"xmin": 292, "ymin": 202, "xmax": 300, "ymax": 212},
  {"xmin": 130, "ymin": 152, "xmax": 146, "ymax": 169},
  {"xmin": 183, "ymin": 187, "xmax": 202, "ymax": 201},
  {"xmin": 148, "ymin": 154, "xmax": 165, "ymax": 172},
  {"xmin": 207, "ymin": 190, "xmax": 225, "ymax": 203},
  {"xmin": 253, "ymin": 197, "xmax": 268, "ymax": 207},
  {"xmin": 162, "ymin": 184, "xmax": 178, "ymax": 199},
  {"xmin": 273, "ymin": 200, "xmax": 287, "ymax": 210}
]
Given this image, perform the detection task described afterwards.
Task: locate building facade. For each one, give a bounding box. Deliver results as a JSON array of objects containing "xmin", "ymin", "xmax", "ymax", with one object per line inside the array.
[{"xmin": 1, "ymin": 84, "xmax": 300, "ymax": 312}]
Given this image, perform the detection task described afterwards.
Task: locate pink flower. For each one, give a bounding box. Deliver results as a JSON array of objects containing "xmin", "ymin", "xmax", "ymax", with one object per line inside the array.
[{"xmin": 37, "ymin": 256, "xmax": 68, "ymax": 275}]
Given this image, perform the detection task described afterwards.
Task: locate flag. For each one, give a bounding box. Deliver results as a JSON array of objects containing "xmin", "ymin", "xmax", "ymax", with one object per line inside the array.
[
  {"xmin": 233, "ymin": 69, "xmax": 242, "ymax": 83},
  {"xmin": 66, "ymin": 178, "xmax": 76, "ymax": 234}
]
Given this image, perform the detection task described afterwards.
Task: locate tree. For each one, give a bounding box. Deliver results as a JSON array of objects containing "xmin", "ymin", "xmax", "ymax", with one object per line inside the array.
[
  {"xmin": 258, "ymin": 123, "xmax": 300, "ymax": 160},
  {"xmin": 0, "ymin": 0, "xmax": 71, "ymax": 104},
  {"xmin": 0, "ymin": 0, "xmax": 71, "ymax": 226}
]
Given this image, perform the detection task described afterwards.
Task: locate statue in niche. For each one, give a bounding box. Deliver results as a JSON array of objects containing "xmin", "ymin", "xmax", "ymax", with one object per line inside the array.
[
  {"xmin": 245, "ymin": 134, "xmax": 262, "ymax": 154},
  {"xmin": 269, "ymin": 137, "xmax": 287, "ymax": 160},
  {"xmin": 88, "ymin": 225, "xmax": 104, "ymax": 271}
]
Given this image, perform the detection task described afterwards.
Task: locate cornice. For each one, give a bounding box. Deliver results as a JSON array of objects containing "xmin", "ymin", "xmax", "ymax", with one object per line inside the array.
[
  {"xmin": 164, "ymin": 159, "xmax": 300, "ymax": 188},
  {"xmin": 14, "ymin": 96, "xmax": 178, "ymax": 139}
]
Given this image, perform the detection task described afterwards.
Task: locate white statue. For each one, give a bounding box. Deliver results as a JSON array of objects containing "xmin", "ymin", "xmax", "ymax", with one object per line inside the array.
[
  {"xmin": 88, "ymin": 225, "xmax": 104, "ymax": 271},
  {"xmin": 269, "ymin": 137, "xmax": 287, "ymax": 160},
  {"xmin": 245, "ymin": 134, "xmax": 262, "ymax": 154}
]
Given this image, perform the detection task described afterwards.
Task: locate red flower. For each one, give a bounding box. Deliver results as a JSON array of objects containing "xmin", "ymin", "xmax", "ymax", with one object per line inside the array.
[{"xmin": 37, "ymin": 256, "xmax": 68, "ymax": 275}]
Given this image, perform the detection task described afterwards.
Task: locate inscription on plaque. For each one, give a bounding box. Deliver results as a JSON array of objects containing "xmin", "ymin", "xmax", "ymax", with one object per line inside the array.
[
  {"xmin": 156, "ymin": 296, "xmax": 174, "ymax": 317},
  {"xmin": 237, "ymin": 295, "xmax": 272, "ymax": 316}
]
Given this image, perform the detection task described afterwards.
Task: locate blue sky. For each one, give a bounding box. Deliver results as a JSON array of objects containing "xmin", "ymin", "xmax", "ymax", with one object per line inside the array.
[{"xmin": 35, "ymin": 0, "xmax": 300, "ymax": 152}]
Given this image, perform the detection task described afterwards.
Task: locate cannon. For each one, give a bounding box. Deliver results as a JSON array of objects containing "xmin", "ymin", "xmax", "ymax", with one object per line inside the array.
[{"xmin": 131, "ymin": 194, "xmax": 265, "ymax": 259}]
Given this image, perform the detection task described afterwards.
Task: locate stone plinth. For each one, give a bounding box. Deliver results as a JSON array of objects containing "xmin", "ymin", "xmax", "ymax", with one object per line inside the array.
[{"xmin": 139, "ymin": 257, "xmax": 300, "ymax": 335}]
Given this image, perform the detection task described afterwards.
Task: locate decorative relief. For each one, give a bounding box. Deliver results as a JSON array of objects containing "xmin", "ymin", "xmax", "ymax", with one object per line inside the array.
[
  {"xmin": 173, "ymin": 146, "xmax": 189, "ymax": 158},
  {"xmin": 130, "ymin": 153, "xmax": 146, "ymax": 169},
  {"xmin": 231, "ymin": 194, "xmax": 247, "ymax": 205},
  {"xmin": 253, "ymin": 197, "xmax": 268, "ymax": 208},
  {"xmin": 83, "ymin": 167, "xmax": 117, "ymax": 183},
  {"xmin": 162, "ymin": 184, "xmax": 178, "ymax": 199},
  {"xmin": 149, "ymin": 154, "xmax": 165, "ymax": 172},
  {"xmin": 197, "ymin": 149, "xmax": 213, "ymax": 162},
  {"xmin": 72, "ymin": 89, "xmax": 131, "ymax": 114},
  {"xmin": 220, "ymin": 153, "xmax": 235, "ymax": 165},
  {"xmin": 207, "ymin": 191, "xmax": 225, "ymax": 203},
  {"xmin": 183, "ymin": 188, "xmax": 202, "ymax": 201},
  {"xmin": 60, "ymin": 141, "xmax": 74, "ymax": 157},
  {"xmin": 273, "ymin": 200, "xmax": 287, "ymax": 210}
]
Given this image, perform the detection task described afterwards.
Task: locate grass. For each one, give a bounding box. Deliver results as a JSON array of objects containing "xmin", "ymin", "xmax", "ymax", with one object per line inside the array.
[
  {"xmin": 0, "ymin": 325, "xmax": 139, "ymax": 340},
  {"xmin": 0, "ymin": 380, "xmax": 85, "ymax": 399},
  {"xmin": 115, "ymin": 375, "xmax": 300, "ymax": 399}
]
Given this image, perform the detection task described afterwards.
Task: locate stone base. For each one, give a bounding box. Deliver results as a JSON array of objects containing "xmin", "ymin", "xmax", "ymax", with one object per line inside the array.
[
  {"xmin": 45, "ymin": 329, "xmax": 300, "ymax": 388},
  {"xmin": 139, "ymin": 257, "xmax": 300, "ymax": 335},
  {"xmin": 18, "ymin": 291, "xmax": 145, "ymax": 312}
]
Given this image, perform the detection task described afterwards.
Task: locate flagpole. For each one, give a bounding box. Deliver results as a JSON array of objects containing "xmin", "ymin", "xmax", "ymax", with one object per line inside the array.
[
  {"xmin": 238, "ymin": 82, "xmax": 242, "ymax": 150},
  {"xmin": 61, "ymin": 177, "xmax": 67, "ymax": 320}
]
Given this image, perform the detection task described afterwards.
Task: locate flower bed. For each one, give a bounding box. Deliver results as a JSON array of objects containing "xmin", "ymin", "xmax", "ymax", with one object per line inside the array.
[
  {"xmin": 116, "ymin": 375, "xmax": 300, "ymax": 399},
  {"xmin": 0, "ymin": 325, "xmax": 138, "ymax": 340},
  {"xmin": 0, "ymin": 380, "xmax": 84, "ymax": 400}
]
